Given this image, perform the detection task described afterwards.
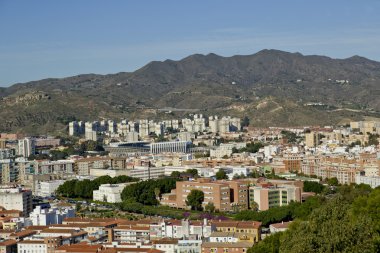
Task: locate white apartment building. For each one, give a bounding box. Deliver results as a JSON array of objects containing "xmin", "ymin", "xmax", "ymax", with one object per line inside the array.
[
  {"xmin": 18, "ymin": 240, "xmax": 48, "ymax": 253},
  {"xmin": 127, "ymin": 166, "xmax": 165, "ymax": 180},
  {"xmin": 210, "ymin": 143, "xmax": 246, "ymax": 159},
  {"xmin": 209, "ymin": 232, "xmax": 239, "ymax": 243},
  {"xmin": 355, "ymin": 175, "xmax": 380, "ymax": 188},
  {"xmin": 93, "ymin": 183, "xmax": 130, "ymax": 203},
  {"xmin": 69, "ymin": 121, "xmax": 84, "ymax": 136},
  {"xmin": 18, "ymin": 138, "xmax": 35, "ymax": 158},
  {"xmin": 0, "ymin": 186, "xmax": 33, "ymax": 216},
  {"xmin": 30, "ymin": 205, "xmax": 76, "ymax": 226},
  {"xmin": 90, "ymin": 168, "xmax": 130, "ymax": 177},
  {"xmin": 36, "ymin": 180, "xmax": 66, "ymax": 197},
  {"xmin": 125, "ymin": 131, "xmax": 139, "ymax": 142}
]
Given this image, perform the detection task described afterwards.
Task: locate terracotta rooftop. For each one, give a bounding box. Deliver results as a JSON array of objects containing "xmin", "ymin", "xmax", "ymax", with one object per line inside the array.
[
  {"xmin": 10, "ymin": 230, "xmax": 37, "ymax": 238},
  {"xmin": 0, "ymin": 239, "xmax": 17, "ymax": 246},
  {"xmin": 211, "ymin": 221, "xmax": 262, "ymax": 229},
  {"xmin": 18, "ymin": 240, "xmax": 45, "ymax": 244},
  {"xmin": 64, "ymin": 217, "xmax": 124, "ymax": 224},
  {"xmin": 152, "ymin": 238, "xmax": 179, "ymax": 244},
  {"xmin": 202, "ymin": 242, "xmax": 253, "ymax": 248},
  {"xmin": 56, "ymin": 244, "xmax": 103, "ymax": 253},
  {"xmin": 41, "ymin": 228, "xmax": 77, "ymax": 234},
  {"xmin": 25, "ymin": 225, "xmax": 49, "ymax": 230},
  {"xmin": 114, "ymin": 226, "xmax": 150, "ymax": 231}
]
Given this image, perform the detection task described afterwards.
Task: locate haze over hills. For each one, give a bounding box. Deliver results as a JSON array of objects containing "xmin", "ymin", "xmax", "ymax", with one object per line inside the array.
[{"xmin": 1, "ymin": 49, "xmax": 380, "ymax": 134}]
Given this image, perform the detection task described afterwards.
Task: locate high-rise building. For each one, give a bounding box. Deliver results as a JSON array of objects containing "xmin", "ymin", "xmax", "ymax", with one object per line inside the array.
[
  {"xmin": 0, "ymin": 139, "xmax": 6, "ymax": 149},
  {"xmin": 0, "ymin": 159, "xmax": 18, "ymax": 184},
  {"xmin": 17, "ymin": 138, "xmax": 35, "ymax": 158},
  {"xmin": 125, "ymin": 131, "xmax": 139, "ymax": 142},
  {"xmin": 305, "ymin": 132, "xmax": 320, "ymax": 148}
]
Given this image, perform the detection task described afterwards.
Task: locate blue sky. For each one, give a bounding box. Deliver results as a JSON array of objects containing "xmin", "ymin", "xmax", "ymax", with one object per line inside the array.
[{"xmin": 1, "ymin": 0, "xmax": 380, "ymax": 86}]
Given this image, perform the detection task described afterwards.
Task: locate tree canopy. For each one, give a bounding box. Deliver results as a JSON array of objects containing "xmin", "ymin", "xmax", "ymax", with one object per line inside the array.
[
  {"xmin": 215, "ymin": 169, "xmax": 228, "ymax": 180},
  {"xmin": 303, "ymin": 181, "xmax": 325, "ymax": 194},
  {"xmin": 121, "ymin": 178, "xmax": 178, "ymax": 205},
  {"xmin": 186, "ymin": 189, "xmax": 204, "ymax": 211},
  {"xmin": 56, "ymin": 175, "xmax": 138, "ymax": 199},
  {"xmin": 248, "ymin": 184, "xmax": 380, "ymax": 253}
]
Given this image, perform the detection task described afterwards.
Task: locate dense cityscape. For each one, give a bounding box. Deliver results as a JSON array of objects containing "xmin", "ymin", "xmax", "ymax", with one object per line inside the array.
[
  {"xmin": 0, "ymin": 113, "xmax": 379, "ymax": 252},
  {"xmin": 2, "ymin": 1, "xmax": 380, "ymax": 252}
]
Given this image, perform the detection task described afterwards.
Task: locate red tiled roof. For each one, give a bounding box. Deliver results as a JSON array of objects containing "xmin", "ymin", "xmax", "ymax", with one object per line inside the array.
[{"xmin": 0, "ymin": 239, "xmax": 17, "ymax": 246}]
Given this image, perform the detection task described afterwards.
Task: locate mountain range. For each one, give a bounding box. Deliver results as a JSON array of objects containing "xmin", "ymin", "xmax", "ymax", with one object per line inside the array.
[{"xmin": 1, "ymin": 49, "xmax": 380, "ymax": 134}]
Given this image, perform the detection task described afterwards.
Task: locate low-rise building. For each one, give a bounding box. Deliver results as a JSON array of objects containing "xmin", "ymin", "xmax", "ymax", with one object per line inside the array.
[
  {"xmin": 126, "ymin": 166, "xmax": 165, "ymax": 180},
  {"xmin": 269, "ymin": 221, "xmax": 292, "ymax": 233},
  {"xmin": 36, "ymin": 180, "xmax": 65, "ymax": 197},
  {"xmin": 93, "ymin": 183, "xmax": 132, "ymax": 203},
  {"xmin": 249, "ymin": 185, "xmax": 301, "ymax": 211}
]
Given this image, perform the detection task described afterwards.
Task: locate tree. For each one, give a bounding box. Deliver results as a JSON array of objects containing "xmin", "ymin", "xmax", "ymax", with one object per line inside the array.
[
  {"xmin": 248, "ymin": 231, "xmax": 282, "ymax": 253},
  {"xmin": 186, "ymin": 190, "xmax": 204, "ymax": 211},
  {"xmin": 215, "ymin": 169, "xmax": 228, "ymax": 180},
  {"xmin": 327, "ymin": 177, "xmax": 339, "ymax": 186},
  {"xmin": 303, "ymin": 181, "xmax": 325, "ymax": 194},
  {"xmin": 367, "ymin": 133, "xmax": 379, "ymax": 146},
  {"xmin": 121, "ymin": 178, "xmax": 178, "ymax": 205},
  {"xmin": 186, "ymin": 169, "xmax": 198, "ymax": 178},
  {"xmin": 242, "ymin": 116, "xmax": 250, "ymax": 127},
  {"xmin": 205, "ymin": 202, "xmax": 216, "ymax": 213},
  {"xmin": 250, "ymin": 201, "xmax": 259, "ymax": 211},
  {"xmin": 171, "ymin": 171, "xmax": 181, "ymax": 178}
]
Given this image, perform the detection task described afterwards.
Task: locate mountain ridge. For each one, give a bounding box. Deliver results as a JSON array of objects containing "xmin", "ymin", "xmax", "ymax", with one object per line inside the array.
[{"xmin": 1, "ymin": 49, "xmax": 380, "ymax": 134}]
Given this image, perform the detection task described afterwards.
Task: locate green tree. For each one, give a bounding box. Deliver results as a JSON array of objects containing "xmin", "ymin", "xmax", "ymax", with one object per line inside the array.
[
  {"xmin": 186, "ymin": 190, "xmax": 204, "ymax": 211},
  {"xmin": 215, "ymin": 169, "xmax": 228, "ymax": 180},
  {"xmin": 367, "ymin": 133, "xmax": 379, "ymax": 146},
  {"xmin": 303, "ymin": 181, "xmax": 325, "ymax": 194},
  {"xmin": 186, "ymin": 169, "xmax": 198, "ymax": 178},
  {"xmin": 56, "ymin": 180, "xmax": 77, "ymax": 197},
  {"xmin": 121, "ymin": 178, "xmax": 178, "ymax": 205},
  {"xmin": 248, "ymin": 231, "xmax": 282, "ymax": 253},
  {"xmin": 327, "ymin": 177, "xmax": 339, "ymax": 186},
  {"xmin": 170, "ymin": 171, "xmax": 181, "ymax": 178},
  {"xmin": 205, "ymin": 202, "xmax": 216, "ymax": 213}
]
